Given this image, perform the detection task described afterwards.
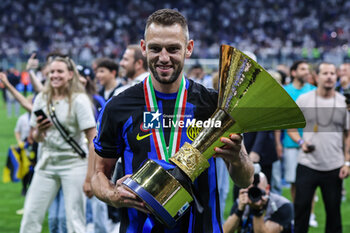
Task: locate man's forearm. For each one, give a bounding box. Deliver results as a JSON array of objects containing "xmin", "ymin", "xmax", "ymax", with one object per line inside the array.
[
  {"xmin": 253, "ymin": 216, "xmax": 268, "ymax": 233},
  {"xmin": 223, "ymin": 214, "xmax": 241, "ymax": 233},
  {"xmin": 91, "ymin": 170, "xmax": 116, "ymax": 205},
  {"xmin": 229, "ymin": 147, "xmax": 254, "ymax": 188}
]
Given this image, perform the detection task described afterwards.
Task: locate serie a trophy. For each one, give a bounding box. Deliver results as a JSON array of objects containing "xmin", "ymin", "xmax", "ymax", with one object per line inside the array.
[{"xmin": 123, "ymin": 45, "xmax": 305, "ymax": 228}]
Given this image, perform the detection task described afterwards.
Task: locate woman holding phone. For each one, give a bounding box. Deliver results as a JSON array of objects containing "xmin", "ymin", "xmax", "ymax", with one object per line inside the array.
[{"xmin": 20, "ymin": 56, "xmax": 96, "ymax": 233}]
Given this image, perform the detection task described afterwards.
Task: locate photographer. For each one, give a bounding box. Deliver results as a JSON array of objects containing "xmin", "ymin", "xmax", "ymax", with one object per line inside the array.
[{"xmin": 223, "ymin": 172, "xmax": 293, "ymax": 233}]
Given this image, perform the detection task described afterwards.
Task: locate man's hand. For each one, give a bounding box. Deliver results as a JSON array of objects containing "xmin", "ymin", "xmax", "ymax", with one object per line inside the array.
[
  {"xmin": 214, "ymin": 133, "xmax": 243, "ymax": 164},
  {"xmin": 83, "ymin": 180, "xmax": 94, "ymax": 198},
  {"xmin": 276, "ymin": 142, "xmax": 283, "ymax": 159},
  {"xmin": 339, "ymin": 165, "xmax": 349, "ymax": 179},
  {"xmin": 301, "ymin": 141, "xmax": 314, "ymax": 153},
  {"xmin": 108, "ymin": 175, "xmax": 150, "ymax": 214},
  {"xmin": 214, "ymin": 133, "xmax": 254, "ymax": 188},
  {"xmin": 238, "ymin": 188, "xmax": 249, "ymax": 211}
]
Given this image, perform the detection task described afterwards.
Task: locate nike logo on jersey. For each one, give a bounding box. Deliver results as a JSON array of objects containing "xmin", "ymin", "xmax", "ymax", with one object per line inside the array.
[{"xmin": 136, "ymin": 132, "xmax": 152, "ymax": 141}]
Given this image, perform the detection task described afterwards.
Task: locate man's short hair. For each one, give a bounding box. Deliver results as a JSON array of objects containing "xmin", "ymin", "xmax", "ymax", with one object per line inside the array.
[
  {"xmin": 127, "ymin": 44, "xmax": 148, "ymax": 71},
  {"xmin": 96, "ymin": 58, "xmax": 119, "ymax": 74},
  {"xmin": 290, "ymin": 60, "xmax": 308, "ymax": 73},
  {"xmin": 145, "ymin": 9, "xmax": 189, "ymax": 41},
  {"xmin": 290, "ymin": 60, "xmax": 308, "ymax": 79},
  {"xmin": 315, "ymin": 62, "xmax": 335, "ymax": 74}
]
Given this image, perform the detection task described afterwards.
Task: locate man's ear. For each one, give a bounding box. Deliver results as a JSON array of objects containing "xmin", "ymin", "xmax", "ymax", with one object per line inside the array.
[
  {"xmin": 141, "ymin": 40, "xmax": 147, "ymax": 57},
  {"xmin": 315, "ymin": 74, "xmax": 319, "ymax": 84},
  {"xmin": 291, "ymin": 70, "xmax": 296, "ymax": 80},
  {"xmin": 266, "ymin": 184, "xmax": 270, "ymax": 195},
  {"xmin": 112, "ymin": 70, "xmax": 117, "ymax": 77},
  {"xmin": 185, "ymin": 40, "xmax": 194, "ymax": 58},
  {"xmin": 134, "ymin": 59, "xmax": 142, "ymax": 71}
]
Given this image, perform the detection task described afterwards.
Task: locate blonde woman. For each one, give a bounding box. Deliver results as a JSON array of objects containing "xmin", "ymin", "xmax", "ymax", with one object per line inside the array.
[{"xmin": 20, "ymin": 56, "xmax": 96, "ymax": 233}]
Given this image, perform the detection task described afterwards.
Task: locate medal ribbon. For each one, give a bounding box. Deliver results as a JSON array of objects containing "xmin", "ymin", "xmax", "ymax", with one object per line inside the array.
[{"xmin": 144, "ymin": 75, "xmax": 187, "ymax": 161}]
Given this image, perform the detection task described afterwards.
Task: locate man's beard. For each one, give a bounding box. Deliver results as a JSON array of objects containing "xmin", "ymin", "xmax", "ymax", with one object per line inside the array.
[
  {"xmin": 126, "ymin": 68, "xmax": 135, "ymax": 79},
  {"xmin": 297, "ymin": 76, "xmax": 305, "ymax": 84},
  {"xmin": 149, "ymin": 63, "xmax": 182, "ymax": 85}
]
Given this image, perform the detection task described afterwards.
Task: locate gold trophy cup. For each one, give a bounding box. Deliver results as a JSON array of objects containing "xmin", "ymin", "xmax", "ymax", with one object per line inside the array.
[{"xmin": 123, "ymin": 45, "xmax": 305, "ymax": 227}]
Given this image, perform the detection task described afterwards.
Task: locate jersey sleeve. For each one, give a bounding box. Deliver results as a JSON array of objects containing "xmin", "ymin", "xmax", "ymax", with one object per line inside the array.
[
  {"xmin": 93, "ymin": 98, "xmax": 125, "ymax": 158},
  {"xmin": 268, "ymin": 202, "xmax": 293, "ymax": 229}
]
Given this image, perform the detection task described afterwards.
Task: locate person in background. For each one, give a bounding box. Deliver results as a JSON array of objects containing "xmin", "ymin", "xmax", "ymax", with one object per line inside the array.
[
  {"xmin": 78, "ymin": 65, "xmax": 110, "ymax": 233},
  {"xmin": 113, "ymin": 44, "xmax": 149, "ymax": 96},
  {"xmin": 188, "ymin": 63, "xmax": 213, "ymax": 88},
  {"xmin": 95, "ymin": 58, "xmax": 123, "ymax": 101},
  {"xmin": 95, "ymin": 58, "xmax": 126, "ymax": 230},
  {"xmin": 336, "ymin": 63, "xmax": 350, "ymax": 94},
  {"xmin": 223, "ymin": 171, "xmax": 293, "ymax": 233},
  {"xmin": 288, "ymin": 62, "xmax": 350, "ymax": 233},
  {"xmin": 5, "ymin": 68, "xmax": 21, "ymax": 117},
  {"xmin": 14, "ymin": 95, "xmax": 35, "ymax": 197},
  {"xmin": 20, "ymin": 56, "xmax": 96, "ymax": 233},
  {"xmin": 282, "ymin": 61, "xmax": 316, "ymax": 202}
]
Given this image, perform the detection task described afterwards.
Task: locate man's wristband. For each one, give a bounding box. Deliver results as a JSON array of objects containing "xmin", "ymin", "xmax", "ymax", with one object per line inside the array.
[
  {"xmin": 251, "ymin": 208, "xmax": 265, "ymax": 217},
  {"xmin": 235, "ymin": 208, "xmax": 244, "ymax": 218},
  {"xmin": 345, "ymin": 161, "xmax": 350, "ymax": 167},
  {"xmin": 297, "ymin": 139, "xmax": 304, "ymax": 146}
]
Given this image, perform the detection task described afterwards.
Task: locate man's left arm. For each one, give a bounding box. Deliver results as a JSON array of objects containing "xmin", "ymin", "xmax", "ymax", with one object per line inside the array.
[
  {"xmin": 252, "ymin": 216, "xmax": 283, "ymax": 233},
  {"xmin": 214, "ymin": 133, "xmax": 254, "ymax": 188}
]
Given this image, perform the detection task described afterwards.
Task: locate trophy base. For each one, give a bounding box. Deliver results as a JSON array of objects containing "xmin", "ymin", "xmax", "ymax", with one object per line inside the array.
[{"xmin": 122, "ymin": 160, "xmax": 193, "ymax": 228}]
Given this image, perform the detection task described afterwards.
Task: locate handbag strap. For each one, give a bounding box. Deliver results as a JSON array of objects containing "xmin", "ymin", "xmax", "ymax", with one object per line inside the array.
[{"xmin": 48, "ymin": 102, "xmax": 86, "ymax": 158}]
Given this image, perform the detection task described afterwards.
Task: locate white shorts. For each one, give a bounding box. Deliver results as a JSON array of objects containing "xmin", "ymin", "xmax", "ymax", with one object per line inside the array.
[{"xmin": 283, "ymin": 147, "xmax": 299, "ymax": 183}]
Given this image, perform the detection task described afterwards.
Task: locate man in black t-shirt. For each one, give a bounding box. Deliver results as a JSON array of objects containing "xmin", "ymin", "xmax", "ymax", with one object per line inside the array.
[
  {"xmin": 224, "ymin": 172, "xmax": 293, "ymax": 233},
  {"xmin": 91, "ymin": 9, "xmax": 254, "ymax": 233}
]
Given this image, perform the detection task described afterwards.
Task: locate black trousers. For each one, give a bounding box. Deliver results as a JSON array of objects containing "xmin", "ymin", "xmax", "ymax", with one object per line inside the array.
[{"xmin": 294, "ymin": 164, "xmax": 342, "ymax": 233}]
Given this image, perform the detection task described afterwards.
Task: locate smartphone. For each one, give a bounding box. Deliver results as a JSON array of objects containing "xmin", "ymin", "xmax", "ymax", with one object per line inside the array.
[
  {"xmin": 306, "ymin": 144, "xmax": 315, "ymax": 153},
  {"xmin": 34, "ymin": 109, "xmax": 48, "ymax": 123}
]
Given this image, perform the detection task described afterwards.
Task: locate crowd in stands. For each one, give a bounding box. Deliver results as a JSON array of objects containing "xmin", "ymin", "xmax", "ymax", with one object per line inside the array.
[{"xmin": 1, "ymin": 0, "xmax": 350, "ymax": 66}]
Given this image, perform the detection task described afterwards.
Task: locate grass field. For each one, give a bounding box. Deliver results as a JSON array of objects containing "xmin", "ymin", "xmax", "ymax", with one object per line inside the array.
[{"xmin": 0, "ymin": 96, "xmax": 349, "ymax": 232}]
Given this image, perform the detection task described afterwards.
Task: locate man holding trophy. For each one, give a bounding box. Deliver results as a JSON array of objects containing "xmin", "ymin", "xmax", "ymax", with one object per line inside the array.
[
  {"xmin": 91, "ymin": 9, "xmax": 254, "ymax": 233},
  {"xmin": 91, "ymin": 8, "xmax": 305, "ymax": 233}
]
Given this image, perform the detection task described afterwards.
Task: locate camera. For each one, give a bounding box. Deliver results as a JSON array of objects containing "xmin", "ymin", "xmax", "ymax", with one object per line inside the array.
[
  {"xmin": 248, "ymin": 186, "xmax": 266, "ymax": 203},
  {"xmin": 248, "ymin": 173, "xmax": 266, "ymax": 202}
]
